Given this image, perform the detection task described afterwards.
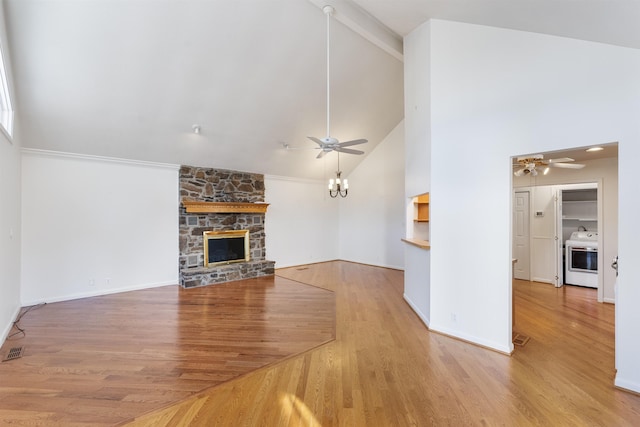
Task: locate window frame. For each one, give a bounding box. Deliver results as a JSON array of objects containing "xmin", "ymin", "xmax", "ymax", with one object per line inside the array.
[{"xmin": 0, "ymin": 40, "xmax": 14, "ymax": 140}]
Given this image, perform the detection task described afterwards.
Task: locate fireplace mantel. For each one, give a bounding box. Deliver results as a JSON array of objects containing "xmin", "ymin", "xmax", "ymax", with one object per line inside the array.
[{"xmin": 182, "ymin": 200, "xmax": 269, "ymax": 214}]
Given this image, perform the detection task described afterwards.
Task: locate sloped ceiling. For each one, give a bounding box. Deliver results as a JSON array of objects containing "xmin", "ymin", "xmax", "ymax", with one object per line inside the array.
[
  {"xmin": 354, "ymin": 0, "xmax": 640, "ymax": 48},
  {"xmin": 6, "ymin": 0, "xmax": 638, "ymax": 179},
  {"xmin": 4, "ymin": 0, "xmax": 404, "ymax": 180}
]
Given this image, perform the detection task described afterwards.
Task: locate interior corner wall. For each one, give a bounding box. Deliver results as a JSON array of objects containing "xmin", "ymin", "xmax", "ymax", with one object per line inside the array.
[
  {"xmin": 264, "ymin": 176, "xmax": 339, "ymax": 268},
  {"xmin": 336, "ymin": 121, "xmax": 405, "ymax": 270},
  {"xmin": 0, "ymin": 2, "xmax": 22, "ymax": 344},
  {"xmin": 21, "ymin": 150, "xmax": 179, "ymax": 305},
  {"xmin": 0, "ymin": 125, "xmax": 21, "ymax": 343},
  {"xmin": 423, "ymin": 20, "xmax": 640, "ymax": 360}
]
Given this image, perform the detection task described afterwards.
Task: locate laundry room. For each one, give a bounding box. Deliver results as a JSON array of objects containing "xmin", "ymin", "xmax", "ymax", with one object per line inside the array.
[{"xmin": 512, "ymin": 146, "xmax": 618, "ymax": 304}]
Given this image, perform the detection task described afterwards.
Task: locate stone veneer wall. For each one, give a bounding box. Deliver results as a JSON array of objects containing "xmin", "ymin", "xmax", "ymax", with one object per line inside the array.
[{"xmin": 179, "ymin": 165, "xmax": 275, "ymax": 288}]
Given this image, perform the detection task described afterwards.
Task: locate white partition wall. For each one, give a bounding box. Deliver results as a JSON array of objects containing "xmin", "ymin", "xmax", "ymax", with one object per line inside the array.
[
  {"xmin": 404, "ymin": 19, "xmax": 640, "ymax": 382},
  {"xmin": 402, "ymin": 21, "xmax": 432, "ymax": 325}
]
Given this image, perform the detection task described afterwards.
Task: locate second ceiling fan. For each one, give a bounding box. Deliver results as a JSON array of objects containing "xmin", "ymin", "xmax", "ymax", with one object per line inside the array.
[{"xmin": 513, "ymin": 154, "xmax": 585, "ymax": 176}]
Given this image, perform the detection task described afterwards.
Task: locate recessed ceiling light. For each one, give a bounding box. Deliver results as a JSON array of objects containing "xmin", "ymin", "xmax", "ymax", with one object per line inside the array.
[{"xmin": 586, "ymin": 146, "xmax": 603, "ymax": 152}]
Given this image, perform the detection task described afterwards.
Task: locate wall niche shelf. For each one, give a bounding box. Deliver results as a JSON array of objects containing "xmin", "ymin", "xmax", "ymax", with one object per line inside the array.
[
  {"xmin": 414, "ymin": 193, "xmax": 430, "ymax": 222},
  {"xmin": 402, "ymin": 237, "xmax": 431, "ymax": 250}
]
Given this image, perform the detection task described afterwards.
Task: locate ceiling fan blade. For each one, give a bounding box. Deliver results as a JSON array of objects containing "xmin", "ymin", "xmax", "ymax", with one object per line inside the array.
[
  {"xmin": 548, "ymin": 157, "xmax": 575, "ymax": 163},
  {"xmin": 307, "ymin": 136, "xmax": 325, "ymax": 147},
  {"xmin": 549, "ymin": 162, "xmax": 585, "ymax": 169},
  {"xmin": 335, "ymin": 147, "xmax": 364, "ymax": 155},
  {"xmin": 337, "ymin": 139, "xmax": 368, "ymax": 148},
  {"xmin": 316, "ymin": 150, "xmax": 327, "ymax": 159}
]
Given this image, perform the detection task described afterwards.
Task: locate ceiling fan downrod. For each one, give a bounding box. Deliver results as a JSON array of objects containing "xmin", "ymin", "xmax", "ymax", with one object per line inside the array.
[{"xmin": 324, "ymin": 5, "xmax": 334, "ymax": 140}]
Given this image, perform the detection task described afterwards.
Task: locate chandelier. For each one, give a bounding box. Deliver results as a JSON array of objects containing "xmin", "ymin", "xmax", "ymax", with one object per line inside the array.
[{"xmin": 328, "ymin": 153, "xmax": 348, "ymax": 198}]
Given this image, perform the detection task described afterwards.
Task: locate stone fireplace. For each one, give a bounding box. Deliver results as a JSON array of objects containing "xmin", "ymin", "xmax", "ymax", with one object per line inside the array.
[{"xmin": 179, "ymin": 165, "xmax": 275, "ymax": 288}]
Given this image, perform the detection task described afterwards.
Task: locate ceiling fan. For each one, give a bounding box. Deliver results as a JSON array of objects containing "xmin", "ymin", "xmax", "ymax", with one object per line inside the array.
[
  {"xmin": 513, "ymin": 154, "xmax": 585, "ymax": 176},
  {"xmin": 307, "ymin": 5, "xmax": 368, "ymax": 159}
]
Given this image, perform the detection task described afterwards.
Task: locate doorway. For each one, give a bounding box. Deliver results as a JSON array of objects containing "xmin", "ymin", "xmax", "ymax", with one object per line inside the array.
[{"xmin": 510, "ymin": 144, "xmax": 618, "ymax": 344}]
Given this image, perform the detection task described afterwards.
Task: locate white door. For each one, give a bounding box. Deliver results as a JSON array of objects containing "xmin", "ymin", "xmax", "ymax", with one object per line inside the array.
[{"xmin": 513, "ymin": 191, "xmax": 530, "ymax": 280}]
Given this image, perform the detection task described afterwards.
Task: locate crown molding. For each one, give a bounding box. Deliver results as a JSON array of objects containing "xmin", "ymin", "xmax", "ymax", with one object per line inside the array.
[{"xmin": 21, "ymin": 148, "xmax": 180, "ymax": 170}]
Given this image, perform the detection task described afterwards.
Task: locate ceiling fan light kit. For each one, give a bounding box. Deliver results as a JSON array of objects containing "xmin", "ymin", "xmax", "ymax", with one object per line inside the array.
[
  {"xmin": 513, "ymin": 154, "xmax": 585, "ymax": 177},
  {"xmin": 328, "ymin": 171, "xmax": 348, "ymax": 198}
]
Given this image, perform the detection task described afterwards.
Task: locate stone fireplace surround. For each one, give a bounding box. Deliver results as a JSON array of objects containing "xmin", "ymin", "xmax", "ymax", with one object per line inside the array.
[{"xmin": 179, "ymin": 165, "xmax": 275, "ymax": 288}]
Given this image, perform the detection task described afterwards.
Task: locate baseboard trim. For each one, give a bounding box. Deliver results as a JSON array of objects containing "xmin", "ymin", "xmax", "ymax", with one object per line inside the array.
[
  {"xmin": 403, "ymin": 294, "xmax": 430, "ymax": 328},
  {"xmin": 428, "ymin": 324, "xmax": 514, "ymax": 356},
  {"xmin": 0, "ymin": 305, "xmax": 22, "ymax": 347},
  {"xmin": 21, "ymin": 280, "xmax": 177, "ymax": 306},
  {"xmin": 614, "ymin": 376, "xmax": 640, "ymax": 395}
]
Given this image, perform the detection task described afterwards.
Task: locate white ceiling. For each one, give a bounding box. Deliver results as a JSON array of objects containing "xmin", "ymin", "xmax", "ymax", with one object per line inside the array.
[{"xmin": 5, "ymin": 0, "xmax": 633, "ymax": 180}]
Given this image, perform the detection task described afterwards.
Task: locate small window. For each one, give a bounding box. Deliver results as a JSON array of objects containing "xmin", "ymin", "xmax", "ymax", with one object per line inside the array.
[{"xmin": 0, "ymin": 41, "xmax": 14, "ymax": 138}]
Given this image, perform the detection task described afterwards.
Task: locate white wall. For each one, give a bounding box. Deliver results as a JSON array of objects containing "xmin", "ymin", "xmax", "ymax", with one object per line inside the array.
[
  {"xmin": 409, "ymin": 20, "xmax": 640, "ymax": 365},
  {"xmin": 0, "ymin": 129, "xmax": 20, "ymax": 342},
  {"xmin": 0, "ymin": 129, "xmax": 20, "ymax": 344},
  {"xmin": 402, "ymin": 21, "xmax": 432, "ymax": 327},
  {"xmin": 515, "ymin": 157, "xmax": 618, "ymax": 302},
  {"xmin": 404, "ymin": 21, "xmax": 431, "ymax": 199},
  {"xmin": 264, "ymin": 176, "xmax": 339, "ymax": 268},
  {"xmin": 21, "ymin": 150, "xmax": 179, "ymax": 304},
  {"xmin": 338, "ymin": 121, "xmax": 405, "ymax": 269},
  {"xmin": 0, "ymin": 2, "xmax": 22, "ymax": 343}
]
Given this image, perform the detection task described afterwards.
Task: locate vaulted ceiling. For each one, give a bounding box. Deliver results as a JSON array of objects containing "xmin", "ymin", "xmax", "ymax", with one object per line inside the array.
[{"xmin": 5, "ymin": 0, "xmax": 637, "ymax": 180}]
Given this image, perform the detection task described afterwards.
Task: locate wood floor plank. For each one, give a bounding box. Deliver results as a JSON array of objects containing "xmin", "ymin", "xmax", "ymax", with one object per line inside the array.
[
  {"xmin": 2, "ymin": 261, "xmax": 640, "ymax": 425},
  {"xmin": 0, "ymin": 276, "xmax": 335, "ymax": 425},
  {"xmin": 126, "ymin": 262, "xmax": 640, "ymax": 426}
]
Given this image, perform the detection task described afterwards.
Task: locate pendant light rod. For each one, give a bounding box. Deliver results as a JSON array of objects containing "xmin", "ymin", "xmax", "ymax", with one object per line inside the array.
[{"xmin": 324, "ymin": 5, "xmax": 334, "ymax": 139}]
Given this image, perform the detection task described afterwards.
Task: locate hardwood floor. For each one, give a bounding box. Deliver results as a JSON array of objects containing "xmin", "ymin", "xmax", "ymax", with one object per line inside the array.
[
  {"xmin": 2, "ymin": 262, "xmax": 639, "ymax": 425},
  {"xmin": 0, "ymin": 276, "xmax": 335, "ymax": 426}
]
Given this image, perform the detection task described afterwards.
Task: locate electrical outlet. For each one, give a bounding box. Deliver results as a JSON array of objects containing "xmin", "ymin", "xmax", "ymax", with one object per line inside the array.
[
  {"xmin": 88, "ymin": 278, "xmax": 95, "ymax": 286},
  {"xmin": 105, "ymin": 278, "xmax": 111, "ymax": 285},
  {"xmin": 451, "ymin": 313, "xmax": 457, "ymax": 323}
]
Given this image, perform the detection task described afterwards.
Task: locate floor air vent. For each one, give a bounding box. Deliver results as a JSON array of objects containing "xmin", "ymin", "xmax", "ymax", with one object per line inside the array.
[
  {"xmin": 3, "ymin": 346, "xmax": 24, "ymax": 362},
  {"xmin": 512, "ymin": 333, "xmax": 530, "ymax": 347}
]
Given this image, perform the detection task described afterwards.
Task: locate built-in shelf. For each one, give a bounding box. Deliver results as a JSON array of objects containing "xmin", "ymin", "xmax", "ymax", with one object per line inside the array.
[
  {"xmin": 414, "ymin": 193, "xmax": 429, "ymax": 222},
  {"xmin": 182, "ymin": 201, "xmax": 269, "ymax": 214},
  {"xmin": 401, "ymin": 237, "xmax": 431, "ymax": 250}
]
